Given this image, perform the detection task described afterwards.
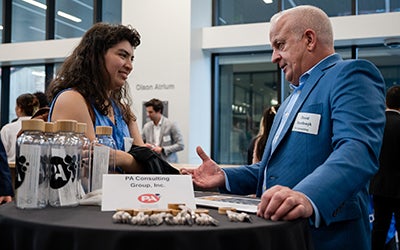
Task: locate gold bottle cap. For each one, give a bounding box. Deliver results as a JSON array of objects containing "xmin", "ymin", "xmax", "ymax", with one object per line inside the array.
[
  {"xmin": 96, "ymin": 126, "xmax": 112, "ymax": 135},
  {"xmin": 76, "ymin": 122, "xmax": 87, "ymax": 134},
  {"xmin": 44, "ymin": 122, "xmax": 57, "ymax": 133},
  {"xmin": 21, "ymin": 119, "xmax": 45, "ymax": 132},
  {"xmin": 56, "ymin": 120, "xmax": 77, "ymax": 132}
]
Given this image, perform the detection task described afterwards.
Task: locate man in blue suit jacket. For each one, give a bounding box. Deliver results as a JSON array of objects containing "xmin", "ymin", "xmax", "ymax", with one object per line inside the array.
[{"xmin": 181, "ymin": 5, "xmax": 385, "ymax": 250}]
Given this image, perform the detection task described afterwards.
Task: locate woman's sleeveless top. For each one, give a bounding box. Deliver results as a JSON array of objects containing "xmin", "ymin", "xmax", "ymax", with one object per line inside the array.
[{"xmin": 48, "ymin": 89, "xmax": 130, "ymax": 151}]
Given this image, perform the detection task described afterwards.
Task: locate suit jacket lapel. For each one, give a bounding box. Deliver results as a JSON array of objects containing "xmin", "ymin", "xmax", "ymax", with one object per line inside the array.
[
  {"xmin": 257, "ymin": 54, "xmax": 341, "ymax": 194},
  {"xmin": 265, "ymin": 54, "xmax": 341, "ymax": 159}
]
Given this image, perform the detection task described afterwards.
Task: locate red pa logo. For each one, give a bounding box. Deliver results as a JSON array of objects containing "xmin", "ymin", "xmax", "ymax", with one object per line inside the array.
[{"xmin": 137, "ymin": 193, "xmax": 160, "ymax": 203}]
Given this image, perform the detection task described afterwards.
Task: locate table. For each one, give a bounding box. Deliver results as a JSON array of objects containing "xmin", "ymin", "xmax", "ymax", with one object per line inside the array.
[{"xmin": 0, "ymin": 200, "xmax": 313, "ymax": 250}]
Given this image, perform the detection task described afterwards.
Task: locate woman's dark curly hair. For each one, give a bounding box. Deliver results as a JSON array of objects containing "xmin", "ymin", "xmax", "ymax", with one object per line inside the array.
[{"xmin": 47, "ymin": 22, "xmax": 141, "ymax": 123}]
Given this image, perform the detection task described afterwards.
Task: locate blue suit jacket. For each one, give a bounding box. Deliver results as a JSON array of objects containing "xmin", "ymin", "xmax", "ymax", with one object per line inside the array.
[{"xmin": 224, "ymin": 54, "xmax": 386, "ymax": 250}]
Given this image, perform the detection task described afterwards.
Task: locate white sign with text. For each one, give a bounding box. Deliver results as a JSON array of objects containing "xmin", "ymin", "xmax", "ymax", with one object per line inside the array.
[{"xmin": 101, "ymin": 174, "xmax": 196, "ymax": 211}]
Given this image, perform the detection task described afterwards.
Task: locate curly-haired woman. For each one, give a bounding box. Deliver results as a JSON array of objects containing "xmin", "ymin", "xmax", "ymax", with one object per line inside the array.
[{"xmin": 47, "ymin": 23, "xmax": 145, "ymax": 173}]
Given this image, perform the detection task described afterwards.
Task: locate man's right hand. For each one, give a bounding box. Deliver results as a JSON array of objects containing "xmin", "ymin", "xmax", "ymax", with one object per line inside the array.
[{"xmin": 180, "ymin": 146, "xmax": 225, "ymax": 189}]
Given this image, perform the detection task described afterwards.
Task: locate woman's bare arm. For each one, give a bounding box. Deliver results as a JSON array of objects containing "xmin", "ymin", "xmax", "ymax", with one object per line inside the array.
[{"xmin": 50, "ymin": 90, "xmax": 143, "ymax": 173}]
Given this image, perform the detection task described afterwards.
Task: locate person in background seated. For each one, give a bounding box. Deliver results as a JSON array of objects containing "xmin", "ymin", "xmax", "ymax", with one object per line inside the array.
[
  {"xmin": 370, "ymin": 85, "xmax": 400, "ymax": 250},
  {"xmin": 0, "ymin": 93, "xmax": 39, "ymax": 163},
  {"xmin": 142, "ymin": 98, "xmax": 184, "ymax": 163},
  {"xmin": 47, "ymin": 22, "xmax": 145, "ymax": 174},
  {"xmin": 181, "ymin": 5, "xmax": 385, "ymax": 250},
  {"xmin": 0, "ymin": 137, "xmax": 13, "ymax": 204}
]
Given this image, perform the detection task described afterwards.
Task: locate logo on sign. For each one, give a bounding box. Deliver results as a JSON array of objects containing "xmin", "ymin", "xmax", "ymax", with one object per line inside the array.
[{"xmin": 138, "ymin": 193, "xmax": 161, "ymax": 203}]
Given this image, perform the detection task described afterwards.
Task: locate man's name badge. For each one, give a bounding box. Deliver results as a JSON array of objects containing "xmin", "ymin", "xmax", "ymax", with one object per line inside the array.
[
  {"xmin": 292, "ymin": 112, "xmax": 321, "ymax": 135},
  {"xmin": 101, "ymin": 174, "xmax": 196, "ymax": 211}
]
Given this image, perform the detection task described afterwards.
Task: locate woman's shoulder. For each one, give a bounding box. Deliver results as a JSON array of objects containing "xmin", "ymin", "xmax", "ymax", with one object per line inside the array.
[
  {"xmin": 49, "ymin": 88, "xmax": 93, "ymax": 124},
  {"xmin": 54, "ymin": 89, "xmax": 87, "ymax": 105},
  {"xmin": 51, "ymin": 89, "xmax": 88, "ymax": 110},
  {"xmin": 57, "ymin": 88, "xmax": 84, "ymax": 98}
]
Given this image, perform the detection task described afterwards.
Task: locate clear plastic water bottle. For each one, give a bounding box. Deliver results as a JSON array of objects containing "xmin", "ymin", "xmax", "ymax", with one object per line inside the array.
[
  {"xmin": 76, "ymin": 122, "xmax": 91, "ymax": 197},
  {"xmin": 15, "ymin": 119, "xmax": 48, "ymax": 209},
  {"xmin": 43, "ymin": 122, "xmax": 56, "ymax": 199},
  {"xmin": 49, "ymin": 120, "xmax": 80, "ymax": 207},
  {"xmin": 89, "ymin": 126, "xmax": 116, "ymax": 192}
]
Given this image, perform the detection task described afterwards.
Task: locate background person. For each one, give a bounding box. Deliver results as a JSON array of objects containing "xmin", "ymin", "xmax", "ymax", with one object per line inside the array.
[
  {"xmin": 33, "ymin": 91, "xmax": 49, "ymax": 108},
  {"xmin": 247, "ymin": 105, "xmax": 280, "ymax": 164},
  {"xmin": 0, "ymin": 93, "xmax": 39, "ymax": 162},
  {"xmin": 31, "ymin": 91, "xmax": 50, "ymax": 121},
  {"xmin": 181, "ymin": 5, "xmax": 385, "ymax": 250},
  {"xmin": 142, "ymin": 98, "xmax": 184, "ymax": 163},
  {"xmin": 370, "ymin": 85, "xmax": 400, "ymax": 250},
  {"xmin": 0, "ymin": 137, "xmax": 13, "ymax": 204},
  {"xmin": 47, "ymin": 22, "xmax": 145, "ymax": 174}
]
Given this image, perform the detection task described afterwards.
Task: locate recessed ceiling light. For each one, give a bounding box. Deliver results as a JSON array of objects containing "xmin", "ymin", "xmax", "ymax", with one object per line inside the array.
[
  {"xmin": 22, "ymin": 0, "xmax": 47, "ymax": 10},
  {"xmin": 57, "ymin": 11, "xmax": 82, "ymax": 23}
]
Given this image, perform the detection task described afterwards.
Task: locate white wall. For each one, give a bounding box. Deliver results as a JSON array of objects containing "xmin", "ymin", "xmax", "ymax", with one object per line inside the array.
[
  {"xmin": 0, "ymin": 38, "xmax": 80, "ymax": 66},
  {"xmin": 122, "ymin": 0, "xmax": 212, "ymax": 164},
  {"xmin": 188, "ymin": 1, "xmax": 212, "ymax": 164}
]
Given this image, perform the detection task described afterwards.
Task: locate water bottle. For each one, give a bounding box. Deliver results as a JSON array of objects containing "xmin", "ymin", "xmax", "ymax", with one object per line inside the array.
[
  {"xmin": 49, "ymin": 120, "xmax": 80, "ymax": 207},
  {"xmin": 89, "ymin": 126, "xmax": 116, "ymax": 192},
  {"xmin": 15, "ymin": 119, "xmax": 48, "ymax": 209},
  {"xmin": 76, "ymin": 122, "xmax": 91, "ymax": 196},
  {"xmin": 43, "ymin": 122, "xmax": 56, "ymax": 199}
]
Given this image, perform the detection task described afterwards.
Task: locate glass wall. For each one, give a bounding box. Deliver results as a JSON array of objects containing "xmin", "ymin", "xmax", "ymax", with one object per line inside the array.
[
  {"xmin": 8, "ymin": 65, "xmax": 45, "ymax": 122},
  {"xmin": 103, "ymin": 0, "xmax": 121, "ymax": 24},
  {"xmin": 213, "ymin": 46, "xmax": 400, "ymax": 164},
  {"xmin": 55, "ymin": 0, "xmax": 93, "ymax": 39},
  {"xmin": 12, "ymin": 0, "xmax": 46, "ymax": 42},
  {"xmin": 214, "ymin": 53, "xmax": 279, "ymax": 164},
  {"xmin": 358, "ymin": 0, "xmax": 400, "ymax": 14},
  {"xmin": 282, "ymin": 1, "xmax": 352, "ymax": 16},
  {"xmin": 8, "ymin": 0, "xmax": 121, "ymax": 42},
  {"xmin": 215, "ymin": 0, "xmax": 400, "ymax": 26},
  {"xmin": 358, "ymin": 46, "xmax": 400, "ymax": 89},
  {"xmin": 216, "ymin": 0, "xmax": 278, "ymax": 25}
]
